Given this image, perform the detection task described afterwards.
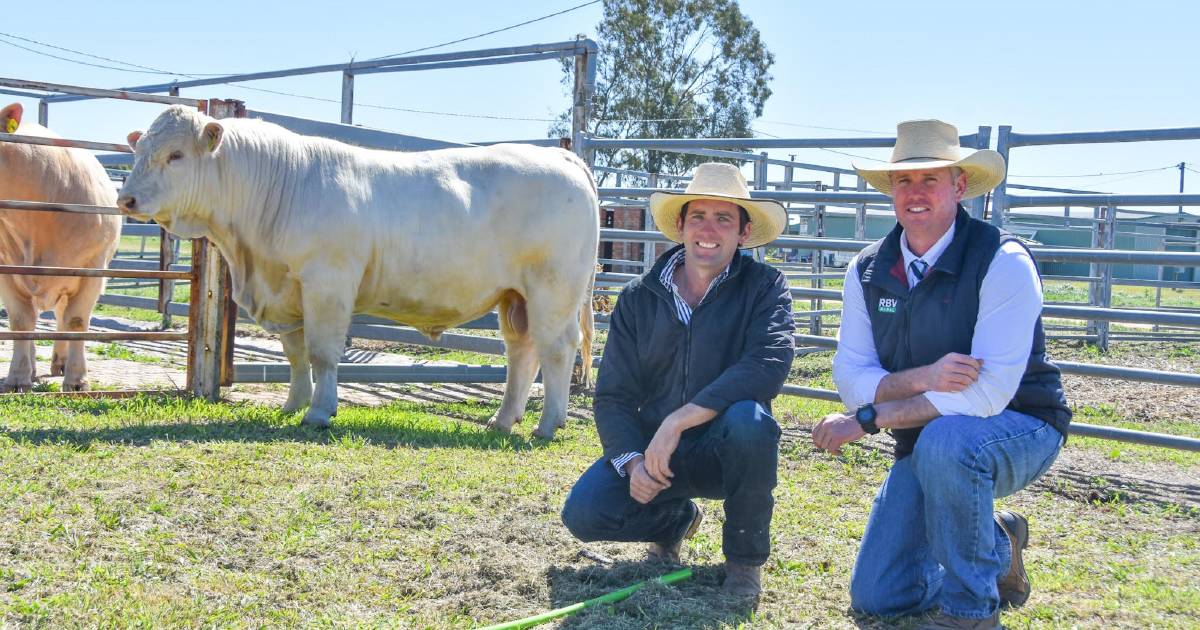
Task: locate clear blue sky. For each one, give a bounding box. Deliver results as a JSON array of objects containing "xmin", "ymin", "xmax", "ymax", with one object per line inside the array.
[{"xmin": 3, "ymin": 0, "xmax": 1197, "ymax": 206}]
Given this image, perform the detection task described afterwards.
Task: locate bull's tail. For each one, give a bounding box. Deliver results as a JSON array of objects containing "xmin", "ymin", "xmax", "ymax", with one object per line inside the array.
[{"xmin": 578, "ymin": 274, "xmax": 595, "ymax": 389}]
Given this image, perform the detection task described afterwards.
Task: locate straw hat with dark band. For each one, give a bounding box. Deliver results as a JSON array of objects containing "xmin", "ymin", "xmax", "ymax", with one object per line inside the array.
[
  {"xmin": 853, "ymin": 119, "xmax": 1007, "ymax": 200},
  {"xmin": 648, "ymin": 163, "xmax": 787, "ymax": 249}
]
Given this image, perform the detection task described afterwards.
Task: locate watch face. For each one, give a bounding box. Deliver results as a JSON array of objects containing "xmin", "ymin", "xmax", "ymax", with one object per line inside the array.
[{"xmin": 856, "ymin": 406, "xmax": 874, "ymax": 423}]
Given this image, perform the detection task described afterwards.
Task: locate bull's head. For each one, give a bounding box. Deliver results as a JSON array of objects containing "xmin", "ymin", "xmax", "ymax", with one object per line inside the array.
[{"xmin": 117, "ymin": 105, "xmax": 225, "ymax": 239}]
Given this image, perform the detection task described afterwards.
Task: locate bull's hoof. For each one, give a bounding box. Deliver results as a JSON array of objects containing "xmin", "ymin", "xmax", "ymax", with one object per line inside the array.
[
  {"xmin": 0, "ymin": 380, "xmax": 31, "ymax": 394},
  {"xmin": 281, "ymin": 400, "xmax": 310, "ymax": 414},
  {"xmin": 485, "ymin": 414, "xmax": 515, "ymax": 434},
  {"xmin": 300, "ymin": 411, "xmax": 332, "ymax": 429},
  {"xmin": 62, "ymin": 380, "xmax": 90, "ymax": 393},
  {"xmin": 49, "ymin": 356, "xmax": 65, "ymax": 377},
  {"xmin": 531, "ymin": 426, "xmax": 559, "ymax": 440}
]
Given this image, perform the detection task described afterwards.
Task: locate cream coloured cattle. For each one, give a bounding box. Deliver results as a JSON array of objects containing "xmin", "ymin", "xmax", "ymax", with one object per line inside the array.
[
  {"xmin": 117, "ymin": 106, "xmax": 598, "ymax": 438},
  {"xmin": 0, "ymin": 103, "xmax": 121, "ymax": 392}
]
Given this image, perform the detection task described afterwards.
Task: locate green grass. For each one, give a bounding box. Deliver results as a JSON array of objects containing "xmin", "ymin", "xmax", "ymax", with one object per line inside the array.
[
  {"xmin": 0, "ymin": 394, "xmax": 1196, "ymax": 628},
  {"xmin": 1044, "ymin": 280, "xmax": 1200, "ymax": 309}
]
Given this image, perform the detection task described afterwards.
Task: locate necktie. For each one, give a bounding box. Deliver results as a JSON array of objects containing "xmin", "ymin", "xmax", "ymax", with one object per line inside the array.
[{"xmin": 910, "ymin": 259, "xmax": 929, "ymax": 282}]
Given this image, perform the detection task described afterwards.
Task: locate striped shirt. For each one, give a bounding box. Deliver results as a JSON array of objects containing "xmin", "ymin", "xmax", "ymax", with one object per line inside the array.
[{"xmin": 611, "ymin": 250, "xmax": 733, "ymax": 477}]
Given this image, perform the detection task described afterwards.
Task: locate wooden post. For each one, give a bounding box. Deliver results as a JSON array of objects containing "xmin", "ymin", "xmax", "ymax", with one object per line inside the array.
[
  {"xmin": 186, "ymin": 238, "xmax": 224, "ymax": 399},
  {"xmin": 185, "ymin": 98, "xmax": 242, "ymax": 399}
]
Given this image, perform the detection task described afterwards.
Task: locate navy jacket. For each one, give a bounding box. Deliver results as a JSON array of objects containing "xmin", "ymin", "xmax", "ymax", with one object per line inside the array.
[
  {"xmin": 593, "ymin": 244, "xmax": 796, "ymax": 461},
  {"xmin": 856, "ymin": 207, "xmax": 1071, "ymax": 459}
]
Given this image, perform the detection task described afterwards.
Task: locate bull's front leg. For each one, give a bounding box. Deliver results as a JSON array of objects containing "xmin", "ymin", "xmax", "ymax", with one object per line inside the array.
[
  {"xmin": 279, "ymin": 327, "xmax": 313, "ymax": 414},
  {"xmin": 2, "ymin": 298, "xmax": 38, "ymax": 393},
  {"xmin": 298, "ymin": 271, "xmax": 355, "ymax": 428}
]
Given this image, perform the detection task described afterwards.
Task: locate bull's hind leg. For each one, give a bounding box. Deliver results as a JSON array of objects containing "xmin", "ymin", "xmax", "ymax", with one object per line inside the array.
[
  {"xmin": 280, "ymin": 328, "xmax": 313, "ymax": 414},
  {"xmin": 58, "ymin": 279, "xmax": 103, "ymax": 391},
  {"xmin": 486, "ymin": 291, "xmax": 540, "ymax": 433},
  {"xmin": 298, "ymin": 272, "xmax": 355, "ymax": 428},
  {"xmin": 530, "ymin": 324, "xmax": 580, "ymax": 440},
  {"xmin": 1, "ymin": 297, "xmax": 38, "ymax": 393},
  {"xmin": 528, "ymin": 301, "xmax": 583, "ymax": 440}
]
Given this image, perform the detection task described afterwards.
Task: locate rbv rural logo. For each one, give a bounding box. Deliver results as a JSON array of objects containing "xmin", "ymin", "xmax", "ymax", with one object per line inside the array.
[{"xmin": 878, "ymin": 297, "xmax": 898, "ymax": 313}]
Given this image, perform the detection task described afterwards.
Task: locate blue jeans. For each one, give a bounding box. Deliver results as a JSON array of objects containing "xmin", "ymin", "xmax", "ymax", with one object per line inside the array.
[
  {"xmin": 849, "ymin": 410, "xmax": 1062, "ymax": 620},
  {"xmin": 561, "ymin": 400, "xmax": 780, "ymax": 565}
]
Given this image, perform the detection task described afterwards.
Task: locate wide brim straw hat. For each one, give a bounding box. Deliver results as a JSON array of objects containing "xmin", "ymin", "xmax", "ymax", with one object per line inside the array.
[
  {"xmin": 648, "ymin": 162, "xmax": 787, "ymax": 249},
  {"xmin": 853, "ymin": 119, "xmax": 1006, "ymax": 200}
]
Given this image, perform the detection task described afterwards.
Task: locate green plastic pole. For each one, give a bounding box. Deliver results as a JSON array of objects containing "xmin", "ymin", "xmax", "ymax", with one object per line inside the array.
[{"xmin": 477, "ymin": 567, "xmax": 693, "ymax": 630}]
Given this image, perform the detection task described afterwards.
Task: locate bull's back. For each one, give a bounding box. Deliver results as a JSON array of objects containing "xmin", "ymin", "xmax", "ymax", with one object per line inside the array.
[
  {"xmin": 0, "ymin": 139, "xmax": 121, "ymax": 286},
  {"xmin": 351, "ymin": 144, "xmax": 598, "ymax": 326}
]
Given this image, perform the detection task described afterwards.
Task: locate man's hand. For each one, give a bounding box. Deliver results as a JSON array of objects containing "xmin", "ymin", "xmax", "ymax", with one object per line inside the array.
[
  {"xmin": 921, "ymin": 353, "xmax": 983, "ymax": 393},
  {"xmin": 625, "ymin": 455, "xmax": 669, "ymax": 504},
  {"xmin": 643, "ymin": 416, "xmax": 683, "ymax": 487},
  {"xmin": 812, "ymin": 412, "xmax": 865, "ymax": 455}
]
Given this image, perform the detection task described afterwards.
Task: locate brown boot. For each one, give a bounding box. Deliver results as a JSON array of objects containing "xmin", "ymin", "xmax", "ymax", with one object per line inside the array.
[
  {"xmin": 721, "ymin": 562, "xmax": 763, "ymax": 599},
  {"xmin": 995, "ymin": 510, "xmax": 1031, "ymax": 607},
  {"xmin": 646, "ymin": 501, "xmax": 703, "ymax": 564},
  {"xmin": 917, "ymin": 611, "xmax": 1000, "ymax": 630}
]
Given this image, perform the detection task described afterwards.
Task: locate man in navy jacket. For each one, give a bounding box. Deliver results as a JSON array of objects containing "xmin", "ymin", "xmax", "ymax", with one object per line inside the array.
[
  {"xmin": 561, "ymin": 163, "xmax": 795, "ymax": 600},
  {"xmin": 815, "ymin": 120, "xmax": 1070, "ymax": 630}
]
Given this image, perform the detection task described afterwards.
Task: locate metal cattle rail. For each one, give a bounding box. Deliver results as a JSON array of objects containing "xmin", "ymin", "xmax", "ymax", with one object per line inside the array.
[
  {"xmin": 593, "ymin": 215, "xmax": 1200, "ymax": 453},
  {"xmin": 0, "ymin": 78, "xmax": 236, "ymax": 399}
]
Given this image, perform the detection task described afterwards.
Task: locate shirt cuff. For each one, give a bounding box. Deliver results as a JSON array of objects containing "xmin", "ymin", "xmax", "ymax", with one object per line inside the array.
[
  {"xmin": 611, "ymin": 451, "xmax": 642, "ymax": 477},
  {"xmin": 846, "ymin": 368, "xmax": 888, "ymax": 410},
  {"xmin": 922, "ymin": 390, "xmax": 977, "ymax": 417}
]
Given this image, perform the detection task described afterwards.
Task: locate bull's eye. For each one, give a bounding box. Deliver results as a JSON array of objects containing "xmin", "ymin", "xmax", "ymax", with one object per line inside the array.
[{"xmin": 167, "ymin": 151, "xmax": 184, "ymax": 163}]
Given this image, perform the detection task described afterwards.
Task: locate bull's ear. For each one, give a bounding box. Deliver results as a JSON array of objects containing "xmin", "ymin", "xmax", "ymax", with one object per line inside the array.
[
  {"xmin": 127, "ymin": 130, "xmax": 143, "ymax": 149},
  {"xmin": 202, "ymin": 121, "xmax": 224, "ymax": 153},
  {"xmin": 2, "ymin": 102, "xmax": 22, "ymax": 134}
]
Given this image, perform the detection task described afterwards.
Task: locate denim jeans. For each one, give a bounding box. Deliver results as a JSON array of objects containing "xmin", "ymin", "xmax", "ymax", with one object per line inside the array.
[
  {"xmin": 849, "ymin": 410, "xmax": 1063, "ymax": 620},
  {"xmin": 561, "ymin": 400, "xmax": 780, "ymax": 565}
]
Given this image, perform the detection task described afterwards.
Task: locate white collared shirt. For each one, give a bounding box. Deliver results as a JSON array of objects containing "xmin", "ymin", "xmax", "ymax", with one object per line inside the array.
[{"xmin": 832, "ymin": 223, "xmax": 1044, "ymax": 418}]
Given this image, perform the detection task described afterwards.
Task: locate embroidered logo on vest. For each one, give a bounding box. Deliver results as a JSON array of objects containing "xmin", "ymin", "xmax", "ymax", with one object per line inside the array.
[{"xmin": 878, "ymin": 297, "xmax": 898, "ymax": 313}]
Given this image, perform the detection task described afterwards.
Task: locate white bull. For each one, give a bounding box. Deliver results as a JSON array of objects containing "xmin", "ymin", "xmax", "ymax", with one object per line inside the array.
[
  {"xmin": 117, "ymin": 106, "xmax": 597, "ymax": 438},
  {"xmin": 0, "ymin": 103, "xmax": 121, "ymax": 392}
]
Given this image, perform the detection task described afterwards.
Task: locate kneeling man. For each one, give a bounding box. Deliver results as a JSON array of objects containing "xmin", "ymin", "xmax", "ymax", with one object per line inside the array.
[
  {"xmin": 562, "ymin": 163, "xmax": 795, "ymax": 600},
  {"xmin": 814, "ymin": 120, "xmax": 1071, "ymax": 629}
]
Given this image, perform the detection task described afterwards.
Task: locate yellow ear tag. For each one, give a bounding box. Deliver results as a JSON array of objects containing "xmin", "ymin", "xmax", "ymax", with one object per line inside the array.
[
  {"xmin": 5, "ymin": 118, "xmax": 16, "ymax": 134},
  {"xmin": 207, "ymin": 135, "xmax": 216, "ymax": 151}
]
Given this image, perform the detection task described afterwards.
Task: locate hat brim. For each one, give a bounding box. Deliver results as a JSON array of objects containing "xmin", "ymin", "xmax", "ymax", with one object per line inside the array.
[
  {"xmin": 647, "ymin": 192, "xmax": 788, "ymax": 248},
  {"xmin": 853, "ymin": 149, "xmax": 1006, "ymax": 200}
]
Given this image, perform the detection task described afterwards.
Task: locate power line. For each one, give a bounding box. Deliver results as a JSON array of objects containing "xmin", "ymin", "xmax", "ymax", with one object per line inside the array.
[
  {"xmin": 0, "ymin": 32, "xmax": 568, "ymax": 123},
  {"xmin": 1008, "ymin": 165, "xmax": 1176, "ymax": 177},
  {"xmin": 756, "ymin": 120, "xmax": 891, "ymax": 136},
  {"xmin": 0, "ymin": 31, "xmax": 229, "ymax": 76},
  {"xmin": 0, "ymin": 35, "xmax": 176, "ymax": 75},
  {"xmin": 818, "ymin": 147, "xmax": 886, "ymax": 162},
  {"xmin": 368, "ymin": 0, "xmax": 600, "ymax": 60}
]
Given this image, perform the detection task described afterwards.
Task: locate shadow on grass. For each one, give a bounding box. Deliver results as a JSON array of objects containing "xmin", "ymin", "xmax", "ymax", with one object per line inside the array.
[
  {"xmin": 544, "ymin": 560, "xmax": 755, "ymax": 630},
  {"xmin": 1034, "ymin": 464, "xmax": 1200, "ymax": 515},
  {"xmin": 0, "ymin": 397, "xmax": 557, "ymax": 453}
]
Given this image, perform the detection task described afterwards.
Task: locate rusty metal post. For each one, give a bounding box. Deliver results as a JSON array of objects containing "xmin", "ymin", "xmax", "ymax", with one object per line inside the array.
[
  {"xmin": 812, "ymin": 195, "xmax": 826, "ymax": 336},
  {"xmin": 571, "ymin": 39, "xmax": 594, "ymax": 167},
  {"xmin": 1097, "ymin": 205, "xmax": 1117, "ymax": 351},
  {"xmin": 158, "ymin": 227, "xmax": 176, "ymax": 329}
]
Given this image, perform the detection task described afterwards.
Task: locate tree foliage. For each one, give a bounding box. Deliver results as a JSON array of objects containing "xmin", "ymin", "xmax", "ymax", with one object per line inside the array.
[{"xmin": 556, "ymin": 0, "xmax": 774, "ymax": 178}]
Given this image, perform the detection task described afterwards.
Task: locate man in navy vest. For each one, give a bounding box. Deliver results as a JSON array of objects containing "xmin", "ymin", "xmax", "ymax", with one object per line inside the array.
[
  {"xmin": 561, "ymin": 163, "xmax": 795, "ymax": 601},
  {"xmin": 813, "ymin": 120, "xmax": 1071, "ymax": 629}
]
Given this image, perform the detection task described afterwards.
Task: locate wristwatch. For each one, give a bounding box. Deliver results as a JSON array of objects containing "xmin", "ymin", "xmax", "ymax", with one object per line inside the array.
[{"xmin": 855, "ymin": 403, "xmax": 880, "ymax": 435}]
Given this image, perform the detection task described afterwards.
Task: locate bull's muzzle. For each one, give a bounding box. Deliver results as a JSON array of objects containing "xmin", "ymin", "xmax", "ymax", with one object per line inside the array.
[{"xmin": 115, "ymin": 194, "xmax": 137, "ymax": 214}]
